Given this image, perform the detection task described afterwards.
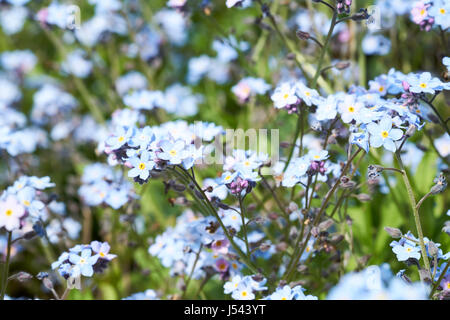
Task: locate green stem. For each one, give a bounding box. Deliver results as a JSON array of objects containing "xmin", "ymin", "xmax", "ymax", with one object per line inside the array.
[
  {"xmin": 394, "ymin": 152, "xmax": 431, "ymax": 276},
  {"xmin": 1, "ymin": 231, "xmax": 12, "ymax": 300},
  {"xmin": 312, "ymin": 11, "xmax": 338, "ymax": 88},
  {"xmin": 238, "ymin": 196, "xmax": 250, "ymax": 256},
  {"xmin": 182, "ymin": 244, "xmax": 203, "ymax": 299}
]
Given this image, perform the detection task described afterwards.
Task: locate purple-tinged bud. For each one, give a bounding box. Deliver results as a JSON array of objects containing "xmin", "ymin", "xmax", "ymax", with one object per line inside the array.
[
  {"xmin": 402, "ymin": 80, "xmax": 410, "ymax": 91},
  {"xmin": 296, "ymin": 30, "xmax": 310, "ymax": 40}
]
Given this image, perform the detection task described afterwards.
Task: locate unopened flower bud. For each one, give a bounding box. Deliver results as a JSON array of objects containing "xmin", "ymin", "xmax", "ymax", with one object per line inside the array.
[
  {"xmin": 384, "ymin": 226, "xmax": 402, "ymax": 239},
  {"xmin": 296, "ymin": 30, "xmax": 310, "ymax": 40},
  {"xmin": 428, "ymin": 241, "xmax": 439, "ymax": 257},
  {"xmin": 356, "ymin": 193, "xmax": 371, "ymax": 202},
  {"xmin": 43, "ymin": 278, "xmax": 54, "ymax": 291},
  {"xmin": 335, "ymin": 61, "xmax": 351, "ymax": 70},
  {"xmin": 318, "ymin": 219, "xmax": 334, "ymax": 231},
  {"xmin": 405, "ymin": 124, "xmax": 416, "ymax": 137},
  {"xmin": 430, "ymin": 172, "xmax": 447, "ymax": 194},
  {"xmin": 10, "ymin": 272, "xmax": 33, "ymax": 283}
]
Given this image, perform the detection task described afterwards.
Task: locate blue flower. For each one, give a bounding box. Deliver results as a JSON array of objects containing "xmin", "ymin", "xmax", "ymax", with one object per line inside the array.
[
  {"xmin": 367, "ymin": 116, "xmax": 403, "ymax": 152},
  {"xmin": 392, "ymin": 243, "xmax": 421, "ymax": 261},
  {"xmin": 106, "ymin": 126, "xmax": 134, "ymax": 150},
  {"xmin": 158, "ymin": 139, "xmax": 189, "ymax": 165},
  {"xmin": 315, "ymin": 95, "xmax": 337, "ymax": 121},
  {"xmin": 271, "ymin": 83, "xmax": 298, "ymax": 109},
  {"xmin": 129, "ymin": 126, "xmax": 155, "ymax": 149},
  {"xmin": 295, "ymin": 82, "xmax": 321, "ymax": 106},
  {"xmin": 407, "ymin": 72, "xmax": 443, "ymax": 94},
  {"xmin": 128, "ymin": 150, "xmax": 155, "ymax": 180},
  {"xmin": 17, "ymin": 186, "xmax": 45, "ymax": 217},
  {"xmin": 429, "ymin": 0, "xmax": 450, "ymax": 30},
  {"xmin": 351, "ymin": 131, "xmax": 370, "ymax": 153},
  {"xmin": 69, "ymin": 248, "xmax": 99, "ymax": 277},
  {"xmin": 443, "ymin": 57, "xmax": 450, "ymax": 72}
]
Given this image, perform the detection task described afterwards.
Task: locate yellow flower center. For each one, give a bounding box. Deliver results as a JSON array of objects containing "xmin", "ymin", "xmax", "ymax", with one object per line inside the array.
[
  {"xmin": 231, "ymin": 215, "xmax": 238, "ymax": 221},
  {"xmin": 420, "ymin": 9, "xmax": 426, "ymax": 16},
  {"xmin": 80, "ymin": 258, "xmax": 86, "ymax": 264},
  {"xmin": 241, "ymin": 291, "xmax": 247, "ymax": 297},
  {"xmin": 305, "ymin": 91, "xmax": 311, "ymax": 96},
  {"xmin": 5, "ymin": 209, "xmax": 13, "ymax": 217},
  {"xmin": 440, "ymin": 8, "xmax": 446, "ymax": 14},
  {"xmin": 99, "ymin": 252, "xmax": 105, "ymax": 257},
  {"xmin": 169, "ymin": 150, "xmax": 177, "ymax": 156},
  {"xmin": 219, "ymin": 264, "xmax": 227, "ymax": 271},
  {"xmin": 406, "ymin": 247, "xmax": 412, "ymax": 252},
  {"xmin": 216, "ymin": 240, "xmax": 222, "ymax": 246},
  {"xmin": 281, "ymin": 297, "xmax": 287, "ymax": 300},
  {"xmin": 23, "ymin": 200, "xmax": 30, "ymax": 206},
  {"xmin": 313, "ymin": 155, "xmax": 320, "ymax": 159},
  {"xmin": 381, "ymin": 131, "xmax": 389, "ymax": 138},
  {"xmin": 420, "ymin": 83, "xmax": 427, "ymax": 88},
  {"xmin": 118, "ymin": 136, "xmax": 125, "ymax": 142},
  {"xmin": 447, "ymin": 282, "xmax": 450, "ymax": 289},
  {"xmin": 139, "ymin": 163, "xmax": 146, "ymax": 170},
  {"xmin": 283, "ymin": 93, "xmax": 289, "ymax": 99},
  {"xmin": 348, "ymin": 106, "xmax": 355, "ymax": 113},
  {"xmin": 379, "ymin": 86, "xmax": 384, "ymax": 92}
]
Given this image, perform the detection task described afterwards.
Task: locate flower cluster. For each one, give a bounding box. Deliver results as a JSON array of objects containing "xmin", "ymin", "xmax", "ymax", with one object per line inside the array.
[
  {"xmin": 411, "ymin": 0, "xmax": 450, "ymax": 31},
  {"xmin": 103, "ymin": 120, "xmax": 223, "ymax": 184},
  {"xmin": 0, "ymin": 176, "xmax": 54, "ymax": 232},
  {"xmin": 220, "ymin": 150, "xmax": 268, "ymax": 196},
  {"xmin": 78, "ymin": 163, "xmax": 135, "ymax": 210},
  {"xmin": 52, "ymin": 241, "xmax": 116, "ymax": 279}
]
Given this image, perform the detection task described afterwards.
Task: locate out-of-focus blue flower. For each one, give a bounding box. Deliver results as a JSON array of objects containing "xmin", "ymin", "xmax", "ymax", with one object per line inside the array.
[
  {"xmin": 0, "ymin": 5, "xmax": 28, "ymax": 35},
  {"xmin": 154, "ymin": 9, "xmax": 188, "ymax": 46},
  {"xmin": 443, "ymin": 57, "xmax": 450, "ymax": 72},
  {"xmin": 327, "ymin": 264, "xmax": 428, "ymax": 299},
  {"xmin": 123, "ymin": 289, "xmax": 159, "ymax": 300},
  {"xmin": 61, "ymin": 49, "xmax": 93, "ymax": 78},
  {"xmin": 264, "ymin": 285, "xmax": 317, "ymax": 300},
  {"xmin": 428, "ymin": 0, "xmax": 450, "ymax": 29},
  {"xmin": 362, "ymin": 34, "xmax": 391, "ymax": 55},
  {"xmin": 315, "ymin": 95, "xmax": 338, "ymax": 121}
]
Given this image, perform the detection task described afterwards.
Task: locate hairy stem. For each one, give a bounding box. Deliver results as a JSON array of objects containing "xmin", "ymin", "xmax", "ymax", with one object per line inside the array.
[{"xmin": 395, "ymin": 152, "xmax": 431, "ymax": 276}]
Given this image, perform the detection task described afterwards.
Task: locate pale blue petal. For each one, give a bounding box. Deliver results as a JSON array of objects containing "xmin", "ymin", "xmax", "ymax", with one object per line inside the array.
[
  {"xmin": 370, "ymin": 135, "xmax": 383, "ymax": 148},
  {"xmin": 389, "ymin": 128, "xmax": 403, "ymax": 141},
  {"xmin": 383, "ymin": 139, "xmax": 396, "ymax": 152}
]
